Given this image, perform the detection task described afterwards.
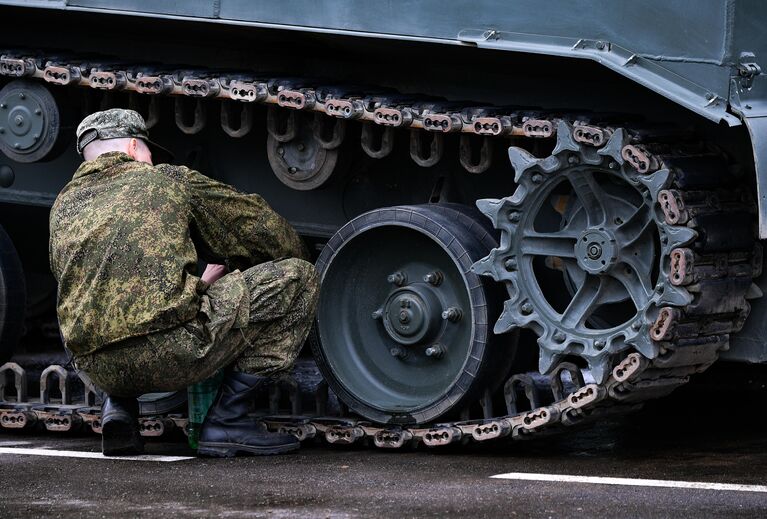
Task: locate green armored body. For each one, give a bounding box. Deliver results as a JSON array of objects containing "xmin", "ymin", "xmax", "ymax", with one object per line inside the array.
[{"xmin": 1, "ymin": 1, "xmax": 766, "ymax": 450}]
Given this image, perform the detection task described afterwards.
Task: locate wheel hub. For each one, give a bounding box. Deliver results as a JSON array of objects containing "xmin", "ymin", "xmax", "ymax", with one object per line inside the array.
[
  {"xmin": 382, "ymin": 286, "xmax": 442, "ymax": 345},
  {"xmin": 0, "ymin": 90, "xmax": 44, "ymax": 153},
  {"xmin": 575, "ymin": 228, "xmax": 617, "ymax": 274}
]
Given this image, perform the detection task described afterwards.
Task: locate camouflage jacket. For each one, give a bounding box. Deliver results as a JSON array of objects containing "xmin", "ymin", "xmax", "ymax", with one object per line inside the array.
[{"xmin": 49, "ymin": 152, "xmax": 307, "ymax": 356}]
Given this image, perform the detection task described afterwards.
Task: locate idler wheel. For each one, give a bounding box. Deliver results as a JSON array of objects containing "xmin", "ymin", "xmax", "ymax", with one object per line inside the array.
[
  {"xmin": 312, "ymin": 204, "xmax": 512, "ymax": 425},
  {"xmin": 0, "ymin": 80, "xmax": 62, "ymax": 163},
  {"xmin": 267, "ymin": 113, "xmax": 340, "ymax": 191}
]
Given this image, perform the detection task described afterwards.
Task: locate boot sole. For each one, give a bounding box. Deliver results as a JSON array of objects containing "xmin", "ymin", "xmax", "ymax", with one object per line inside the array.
[
  {"xmin": 197, "ymin": 440, "xmax": 300, "ymax": 457},
  {"xmin": 102, "ymin": 419, "xmax": 144, "ymax": 456}
]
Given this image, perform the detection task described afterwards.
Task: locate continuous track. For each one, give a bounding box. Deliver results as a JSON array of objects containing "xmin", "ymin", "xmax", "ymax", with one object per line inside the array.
[{"xmin": 0, "ymin": 51, "xmax": 761, "ymax": 449}]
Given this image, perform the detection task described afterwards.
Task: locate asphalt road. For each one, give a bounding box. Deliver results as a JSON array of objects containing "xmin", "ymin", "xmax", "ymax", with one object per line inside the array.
[{"xmin": 1, "ymin": 365, "xmax": 766, "ymax": 518}]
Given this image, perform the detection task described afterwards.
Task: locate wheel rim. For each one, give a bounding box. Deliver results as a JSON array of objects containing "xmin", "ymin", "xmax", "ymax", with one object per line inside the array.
[
  {"xmin": 267, "ymin": 113, "xmax": 339, "ymax": 191},
  {"xmin": 0, "ymin": 80, "xmax": 60, "ymax": 163},
  {"xmin": 518, "ymin": 166, "xmax": 658, "ymax": 338},
  {"xmin": 313, "ymin": 205, "xmax": 506, "ymax": 424}
]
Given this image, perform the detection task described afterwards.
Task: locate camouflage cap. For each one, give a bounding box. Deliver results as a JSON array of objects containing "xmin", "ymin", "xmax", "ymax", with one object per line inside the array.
[{"xmin": 76, "ymin": 108, "xmax": 172, "ymax": 161}]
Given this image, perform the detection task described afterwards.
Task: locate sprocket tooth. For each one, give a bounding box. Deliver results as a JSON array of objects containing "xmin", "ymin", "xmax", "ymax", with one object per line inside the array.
[
  {"xmin": 626, "ymin": 329, "xmax": 658, "ymax": 358},
  {"xmin": 537, "ymin": 347, "xmax": 561, "ymax": 375},
  {"xmin": 598, "ymin": 127, "xmax": 628, "ymax": 164},
  {"xmin": 747, "ymin": 282, "xmax": 763, "ymax": 299},
  {"xmin": 588, "ymin": 358, "xmax": 609, "ymax": 384},
  {"xmin": 494, "ymin": 300, "xmax": 519, "ymax": 334},
  {"xmin": 471, "ymin": 250, "xmax": 504, "ymax": 279},
  {"xmin": 551, "ymin": 120, "xmax": 580, "ymax": 156},
  {"xmin": 507, "ymin": 147, "xmax": 562, "ymax": 182},
  {"xmin": 475, "ymin": 197, "xmax": 506, "ymax": 222},
  {"xmin": 508, "ymin": 146, "xmax": 541, "ymax": 181},
  {"xmin": 637, "ymin": 168, "xmax": 673, "ymax": 199},
  {"xmin": 664, "ymin": 225, "xmax": 698, "ymax": 251},
  {"xmin": 657, "ymin": 283, "xmax": 693, "ymax": 307}
]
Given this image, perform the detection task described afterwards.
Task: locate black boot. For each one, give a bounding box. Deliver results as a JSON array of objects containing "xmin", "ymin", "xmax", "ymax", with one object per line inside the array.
[
  {"xmin": 197, "ymin": 371, "xmax": 299, "ymax": 457},
  {"xmin": 101, "ymin": 395, "xmax": 144, "ymax": 456}
]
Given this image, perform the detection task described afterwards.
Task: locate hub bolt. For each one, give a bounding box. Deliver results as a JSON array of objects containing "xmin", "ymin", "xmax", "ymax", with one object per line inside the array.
[
  {"xmin": 423, "ymin": 271, "xmax": 443, "ymax": 286},
  {"xmin": 521, "ymin": 302, "xmax": 533, "ymax": 315},
  {"xmin": 441, "ymin": 307, "xmax": 462, "ymax": 322},
  {"xmin": 504, "ymin": 257, "xmax": 517, "ymax": 271},
  {"xmin": 553, "ymin": 331, "xmax": 566, "ymax": 343},
  {"xmin": 587, "ymin": 243, "xmax": 603, "ymax": 260},
  {"xmin": 390, "ymin": 347, "xmax": 407, "ymax": 359},
  {"xmin": 531, "ymin": 174, "xmax": 543, "ymax": 184},
  {"xmin": 508, "ymin": 211, "xmax": 520, "ymax": 223},
  {"xmin": 371, "ymin": 308, "xmax": 383, "ymax": 320},
  {"xmin": 425, "ymin": 344, "xmax": 445, "ymax": 359},
  {"xmin": 594, "ymin": 339, "xmax": 606, "ymax": 350},
  {"xmin": 631, "ymin": 321, "xmax": 642, "ymax": 331},
  {"xmin": 387, "ymin": 271, "xmax": 407, "ymax": 286},
  {"xmin": 399, "ymin": 310, "xmax": 411, "ymax": 324}
]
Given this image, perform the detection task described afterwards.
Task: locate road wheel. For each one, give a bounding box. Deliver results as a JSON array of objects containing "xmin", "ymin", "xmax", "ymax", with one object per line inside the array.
[{"xmin": 313, "ymin": 204, "xmax": 514, "ymax": 425}]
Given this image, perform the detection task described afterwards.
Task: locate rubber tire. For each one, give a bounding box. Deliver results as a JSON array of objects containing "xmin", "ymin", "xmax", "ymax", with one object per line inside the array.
[
  {"xmin": 0, "ymin": 223, "xmax": 25, "ymax": 364},
  {"xmin": 312, "ymin": 204, "xmax": 512, "ymax": 425}
]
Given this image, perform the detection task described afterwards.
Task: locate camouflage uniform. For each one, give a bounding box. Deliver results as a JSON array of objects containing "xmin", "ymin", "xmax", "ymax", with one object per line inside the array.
[
  {"xmin": 50, "ymin": 116, "xmax": 319, "ymax": 396},
  {"xmin": 75, "ymin": 257, "xmax": 318, "ymax": 396}
]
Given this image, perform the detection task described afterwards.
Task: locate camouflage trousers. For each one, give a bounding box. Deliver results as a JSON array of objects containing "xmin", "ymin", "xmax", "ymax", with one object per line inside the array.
[{"xmin": 76, "ymin": 258, "xmax": 319, "ymax": 396}]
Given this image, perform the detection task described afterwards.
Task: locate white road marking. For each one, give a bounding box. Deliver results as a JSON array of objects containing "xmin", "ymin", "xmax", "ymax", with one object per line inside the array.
[
  {"xmin": 0, "ymin": 440, "xmax": 32, "ymax": 447},
  {"xmin": 0, "ymin": 447, "xmax": 194, "ymax": 462},
  {"xmin": 490, "ymin": 472, "xmax": 767, "ymax": 493}
]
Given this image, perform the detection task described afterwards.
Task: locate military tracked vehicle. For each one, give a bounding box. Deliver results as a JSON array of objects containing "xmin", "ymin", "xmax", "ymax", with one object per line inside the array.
[{"xmin": 0, "ymin": 1, "xmax": 766, "ymax": 447}]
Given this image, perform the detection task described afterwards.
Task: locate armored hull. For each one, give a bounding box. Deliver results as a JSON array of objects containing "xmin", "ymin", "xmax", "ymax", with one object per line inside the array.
[{"xmin": 0, "ymin": 1, "xmax": 765, "ymax": 446}]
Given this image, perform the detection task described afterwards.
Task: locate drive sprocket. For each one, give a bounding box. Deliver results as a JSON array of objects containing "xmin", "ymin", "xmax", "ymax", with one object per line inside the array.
[{"xmin": 472, "ymin": 122, "xmax": 698, "ymax": 382}]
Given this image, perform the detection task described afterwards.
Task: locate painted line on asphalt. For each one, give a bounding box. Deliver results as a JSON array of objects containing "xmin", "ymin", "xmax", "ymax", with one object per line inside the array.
[
  {"xmin": 0, "ymin": 447, "xmax": 194, "ymax": 462},
  {"xmin": 0, "ymin": 440, "xmax": 33, "ymax": 447},
  {"xmin": 490, "ymin": 472, "xmax": 767, "ymax": 493}
]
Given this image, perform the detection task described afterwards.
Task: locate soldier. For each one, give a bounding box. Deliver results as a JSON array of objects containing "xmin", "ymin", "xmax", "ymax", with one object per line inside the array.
[{"xmin": 49, "ymin": 108, "xmax": 319, "ymax": 457}]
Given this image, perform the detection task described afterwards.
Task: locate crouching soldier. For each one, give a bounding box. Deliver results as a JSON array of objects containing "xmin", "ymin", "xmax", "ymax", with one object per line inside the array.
[{"xmin": 49, "ymin": 109, "xmax": 319, "ymax": 457}]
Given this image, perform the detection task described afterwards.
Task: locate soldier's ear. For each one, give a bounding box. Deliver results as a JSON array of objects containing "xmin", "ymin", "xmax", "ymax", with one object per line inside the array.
[{"xmin": 126, "ymin": 138, "xmax": 139, "ymax": 160}]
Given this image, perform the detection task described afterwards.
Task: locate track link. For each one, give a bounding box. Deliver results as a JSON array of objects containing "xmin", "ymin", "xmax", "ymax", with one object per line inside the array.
[{"xmin": 0, "ymin": 50, "xmax": 761, "ymax": 449}]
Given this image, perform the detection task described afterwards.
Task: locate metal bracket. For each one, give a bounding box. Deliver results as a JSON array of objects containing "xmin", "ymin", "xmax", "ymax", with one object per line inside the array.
[
  {"xmin": 0, "ymin": 362, "xmax": 27, "ymax": 402},
  {"xmin": 40, "ymin": 365, "xmax": 70, "ymax": 405},
  {"xmin": 737, "ymin": 52, "xmax": 762, "ymax": 90}
]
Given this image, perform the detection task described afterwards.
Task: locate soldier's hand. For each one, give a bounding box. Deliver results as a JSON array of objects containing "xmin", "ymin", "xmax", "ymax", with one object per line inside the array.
[{"xmin": 201, "ymin": 263, "xmax": 228, "ymax": 284}]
